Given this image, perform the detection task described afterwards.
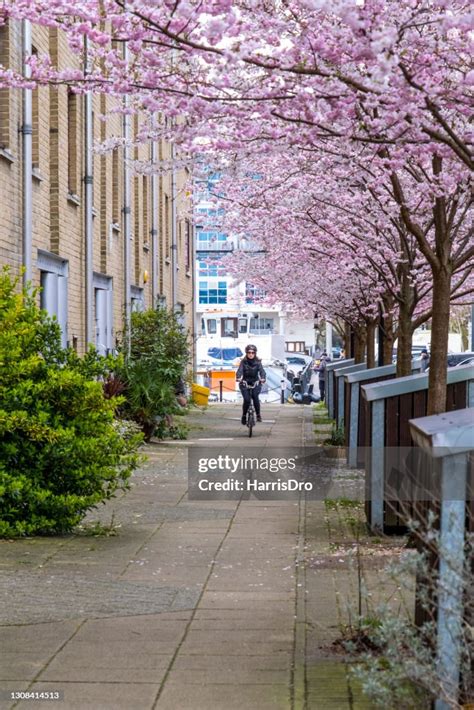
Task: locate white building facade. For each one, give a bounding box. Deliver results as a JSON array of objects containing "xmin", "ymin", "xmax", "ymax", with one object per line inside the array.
[{"xmin": 194, "ymin": 174, "xmax": 315, "ymax": 367}]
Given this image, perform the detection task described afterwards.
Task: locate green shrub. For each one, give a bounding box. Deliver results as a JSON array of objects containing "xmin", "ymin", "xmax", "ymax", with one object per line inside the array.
[
  {"xmin": 119, "ymin": 307, "xmax": 190, "ymax": 441},
  {"xmin": 0, "ymin": 270, "xmax": 142, "ymax": 537},
  {"xmin": 324, "ymin": 423, "xmax": 346, "ymax": 446}
]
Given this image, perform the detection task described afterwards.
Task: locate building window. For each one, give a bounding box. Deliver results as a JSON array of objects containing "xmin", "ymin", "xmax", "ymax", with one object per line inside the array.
[
  {"xmin": 143, "ymin": 175, "xmax": 149, "ymax": 247},
  {"xmin": 38, "ymin": 251, "xmax": 68, "ymax": 348},
  {"xmin": 176, "ymin": 303, "xmax": 185, "ymax": 328},
  {"xmin": 185, "ymin": 219, "xmax": 191, "ymax": 272},
  {"xmin": 286, "ymin": 341, "xmax": 305, "ymax": 353},
  {"xmin": 207, "ymin": 318, "xmax": 217, "ymax": 334},
  {"xmin": 31, "ymin": 47, "xmax": 40, "ymax": 167},
  {"xmin": 222, "ymin": 317, "xmax": 237, "ymax": 337},
  {"xmin": 93, "ymin": 274, "xmax": 113, "ymax": 355},
  {"xmin": 198, "ymin": 280, "xmax": 227, "ymax": 305},
  {"xmin": 134, "ymin": 174, "xmax": 141, "ymax": 283},
  {"xmin": 164, "ymin": 193, "xmax": 170, "ymax": 259},
  {"xmin": 198, "ymin": 255, "xmax": 225, "ymax": 277},
  {"xmin": 131, "ymin": 285, "xmax": 145, "ymax": 312},
  {"xmin": 197, "ymin": 231, "xmax": 230, "ymax": 251},
  {"xmin": 0, "ymin": 23, "xmax": 10, "ymax": 150},
  {"xmin": 67, "ymin": 90, "xmax": 78, "ymax": 195},
  {"xmin": 196, "ymin": 206, "xmax": 224, "ymax": 219},
  {"xmin": 112, "ymin": 149, "xmax": 120, "ymax": 225},
  {"xmin": 246, "ymin": 283, "xmax": 266, "ymax": 304},
  {"xmin": 250, "ymin": 317, "xmax": 274, "ymax": 334}
]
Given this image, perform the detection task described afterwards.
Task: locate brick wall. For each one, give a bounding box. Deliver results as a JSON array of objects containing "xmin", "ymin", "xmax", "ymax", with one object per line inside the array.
[{"xmin": 0, "ymin": 19, "xmax": 195, "ymax": 359}]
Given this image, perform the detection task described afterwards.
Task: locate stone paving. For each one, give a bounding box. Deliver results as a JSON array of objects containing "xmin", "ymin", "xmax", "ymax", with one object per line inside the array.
[{"xmin": 0, "ymin": 398, "xmax": 410, "ymax": 709}]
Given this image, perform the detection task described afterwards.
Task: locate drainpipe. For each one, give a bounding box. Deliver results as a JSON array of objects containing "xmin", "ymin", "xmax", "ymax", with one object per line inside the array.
[
  {"xmin": 150, "ymin": 118, "xmax": 158, "ymax": 305},
  {"xmin": 171, "ymin": 134, "xmax": 178, "ymax": 310},
  {"xmin": 84, "ymin": 37, "xmax": 94, "ymax": 348},
  {"xmin": 22, "ymin": 20, "xmax": 32, "ymax": 286},
  {"xmin": 123, "ymin": 45, "xmax": 131, "ymax": 352}
]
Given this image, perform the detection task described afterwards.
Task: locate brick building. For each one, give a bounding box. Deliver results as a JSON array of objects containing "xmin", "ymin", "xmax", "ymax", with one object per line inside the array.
[{"xmin": 0, "ymin": 20, "xmax": 194, "ymax": 356}]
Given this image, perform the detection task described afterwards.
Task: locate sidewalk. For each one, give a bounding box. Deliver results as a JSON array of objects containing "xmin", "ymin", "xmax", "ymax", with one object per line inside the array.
[{"xmin": 0, "ymin": 401, "xmax": 404, "ymax": 709}]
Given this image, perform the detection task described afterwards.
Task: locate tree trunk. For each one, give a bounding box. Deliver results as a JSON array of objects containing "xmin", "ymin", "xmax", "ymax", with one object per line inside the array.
[
  {"xmin": 461, "ymin": 326, "xmax": 469, "ymax": 352},
  {"xmin": 353, "ymin": 326, "xmax": 366, "ymax": 364},
  {"xmin": 396, "ymin": 303, "xmax": 415, "ymax": 377},
  {"xmin": 366, "ymin": 320, "xmax": 376, "ymax": 369},
  {"xmin": 382, "ymin": 310, "xmax": 395, "ymax": 365},
  {"xmin": 427, "ymin": 267, "xmax": 452, "ymax": 415}
]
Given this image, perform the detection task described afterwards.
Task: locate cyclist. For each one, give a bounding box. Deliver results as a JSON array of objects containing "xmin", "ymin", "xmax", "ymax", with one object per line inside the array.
[{"xmin": 236, "ymin": 344, "xmax": 266, "ymax": 425}]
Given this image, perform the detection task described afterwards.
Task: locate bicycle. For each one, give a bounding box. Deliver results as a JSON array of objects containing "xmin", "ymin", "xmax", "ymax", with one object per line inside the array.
[{"xmin": 240, "ymin": 380, "xmax": 261, "ymax": 437}]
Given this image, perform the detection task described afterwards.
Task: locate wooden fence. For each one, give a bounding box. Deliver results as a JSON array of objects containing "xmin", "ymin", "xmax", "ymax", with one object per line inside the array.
[{"xmin": 360, "ymin": 364, "xmax": 474, "ymax": 532}]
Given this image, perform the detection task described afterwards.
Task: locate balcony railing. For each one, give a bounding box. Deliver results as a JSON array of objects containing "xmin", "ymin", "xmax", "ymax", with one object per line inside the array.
[
  {"xmin": 196, "ymin": 242, "xmax": 233, "ymax": 252},
  {"xmin": 249, "ymin": 328, "xmax": 278, "ymax": 335}
]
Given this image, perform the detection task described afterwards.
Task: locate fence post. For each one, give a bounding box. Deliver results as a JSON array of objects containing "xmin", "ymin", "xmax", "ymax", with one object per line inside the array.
[
  {"xmin": 281, "ymin": 380, "xmax": 285, "ymax": 404},
  {"xmin": 348, "ymin": 382, "xmax": 360, "ymax": 468},
  {"xmin": 409, "ymin": 409, "xmax": 472, "ymax": 710},
  {"xmin": 433, "ymin": 453, "xmax": 467, "ymax": 710},
  {"xmin": 219, "ymin": 380, "xmax": 223, "ymax": 402}
]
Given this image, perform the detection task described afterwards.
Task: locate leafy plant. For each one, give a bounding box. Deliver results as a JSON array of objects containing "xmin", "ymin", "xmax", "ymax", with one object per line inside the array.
[
  {"xmin": 344, "ymin": 514, "xmax": 473, "ymax": 708},
  {"xmin": 119, "ymin": 307, "xmax": 190, "ymax": 441},
  {"xmin": 122, "ymin": 359, "xmax": 177, "ymax": 441},
  {"xmin": 76, "ymin": 513, "xmax": 121, "ymax": 537},
  {"xmin": 0, "ymin": 269, "xmax": 143, "ymax": 537},
  {"xmin": 324, "ymin": 423, "xmax": 346, "ymax": 446}
]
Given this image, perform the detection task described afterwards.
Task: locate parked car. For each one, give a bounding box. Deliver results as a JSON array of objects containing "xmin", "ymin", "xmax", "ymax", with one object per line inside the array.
[
  {"xmin": 285, "ymin": 353, "xmax": 312, "ymax": 368},
  {"xmin": 447, "ymin": 352, "xmax": 474, "ymax": 367},
  {"xmin": 391, "ymin": 346, "xmax": 431, "ymax": 363},
  {"xmin": 453, "ymin": 357, "xmax": 474, "ymax": 368},
  {"xmin": 425, "ymin": 352, "xmax": 474, "ymax": 372}
]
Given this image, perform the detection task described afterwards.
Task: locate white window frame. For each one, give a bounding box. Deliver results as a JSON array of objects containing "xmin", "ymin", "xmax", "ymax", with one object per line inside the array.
[
  {"xmin": 37, "ymin": 250, "xmax": 69, "ymax": 348},
  {"xmin": 93, "ymin": 273, "xmax": 114, "ymax": 355},
  {"xmin": 131, "ymin": 285, "xmax": 145, "ymax": 313}
]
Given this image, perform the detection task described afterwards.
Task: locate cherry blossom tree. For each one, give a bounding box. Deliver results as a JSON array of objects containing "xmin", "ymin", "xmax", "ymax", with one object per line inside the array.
[
  {"xmin": 1, "ymin": 0, "xmax": 472, "ymax": 413},
  {"xmin": 212, "ymin": 144, "xmax": 472, "ymax": 371}
]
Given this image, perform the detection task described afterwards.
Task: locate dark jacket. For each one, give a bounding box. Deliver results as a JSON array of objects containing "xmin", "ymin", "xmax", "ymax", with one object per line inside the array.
[
  {"xmin": 236, "ymin": 357, "xmax": 266, "ymax": 384},
  {"xmin": 318, "ymin": 357, "xmax": 329, "ymax": 380}
]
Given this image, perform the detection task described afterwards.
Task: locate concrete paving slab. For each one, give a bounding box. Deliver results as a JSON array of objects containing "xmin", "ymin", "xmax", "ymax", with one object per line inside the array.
[
  {"xmin": 40, "ymin": 642, "xmax": 174, "ymax": 671},
  {"xmin": 189, "ymin": 618, "xmax": 293, "ymax": 632},
  {"xmin": 13, "ymin": 682, "xmax": 159, "ymax": 710},
  {"xmin": 0, "ymin": 682, "xmax": 30, "ymax": 710},
  {"xmin": 0, "ymin": 403, "xmax": 386, "ymax": 709},
  {"xmin": 39, "ymin": 662, "xmax": 170, "ymax": 684},
  {"xmin": 71, "ymin": 616, "xmax": 189, "ymax": 642},
  {"xmin": 155, "ymin": 683, "xmax": 290, "ymax": 710},
  {"xmin": 0, "ymin": 654, "xmax": 56, "ymax": 682},
  {"xmin": 165, "ymin": 668, "xmax": 288, "ymax": 686},
  {"xmin": 0, "ymin": 572, "xmax": 199, "ymax": 624},
  {"xmin": 172, "ymin": 653, "xmax": 292, "ymax": 672}
]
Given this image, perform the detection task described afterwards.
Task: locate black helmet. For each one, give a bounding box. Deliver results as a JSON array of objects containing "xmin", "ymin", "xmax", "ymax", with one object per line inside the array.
[{"xmin": 245, "ymin": 344, "xmax": 257, "ymax": 353}]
